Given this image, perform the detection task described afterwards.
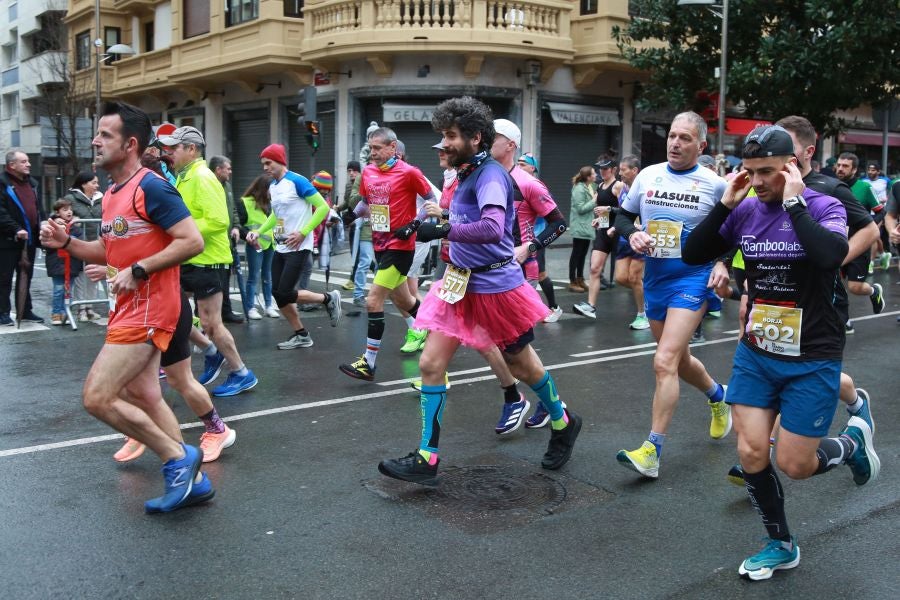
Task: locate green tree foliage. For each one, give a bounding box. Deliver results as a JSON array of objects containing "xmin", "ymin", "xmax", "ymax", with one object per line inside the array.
[{"xmin": 613, "ymin": 0, "xmax": 900, "ymax": 135}]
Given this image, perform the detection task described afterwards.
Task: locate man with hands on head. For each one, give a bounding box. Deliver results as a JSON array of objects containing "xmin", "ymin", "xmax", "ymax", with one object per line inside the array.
[{"xmin": 683, "ymin": 124, "xmax": 878, "ymax": 581}]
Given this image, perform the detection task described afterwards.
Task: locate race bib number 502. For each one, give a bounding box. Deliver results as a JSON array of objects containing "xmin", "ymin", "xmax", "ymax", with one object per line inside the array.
[{"xmin": 747, "ymin": 303, "xmax": 802, "ymax": 357}]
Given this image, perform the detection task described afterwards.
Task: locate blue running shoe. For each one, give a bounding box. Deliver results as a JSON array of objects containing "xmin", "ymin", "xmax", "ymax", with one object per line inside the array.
[
  {"xmin": 841, "ymin": 415, "xmax": 880, "ymax": 485},
  {"xmin": 198, "ymin": 351, "xmax": 226, "ymax": 385},
  {"xmin": 848, "ymin": 388, "xmax": 874, "ymax": 434},
  {"xmin": 145, "ymin": 472, "xmax": 215, "ymax": 514},
  {"xmin": 212, "ymin": 370, "xmax": 258, "ymax": 397},
  {"xmin": 524, "ymin": 401, "xmax": 566, "ymax": 429},
  {"xmin": 495, "ymin": 395, "xmax": 530, "ymax": 435},
  {"xmin": 525, "ymin": 403, "xmax": 549, "ymax": 428},
  {"xmin": 738, "ymin": 537, "xmax": 800, "ymax": 580},
  {"xmin": 144, "ymin": 444, "xmax": 203, "ymax": 514}
]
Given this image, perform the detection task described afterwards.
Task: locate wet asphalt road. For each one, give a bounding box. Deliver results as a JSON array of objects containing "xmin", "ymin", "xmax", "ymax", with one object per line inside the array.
[{"xmin": 1, "ymin": 247, "xmax": 899, "ymax": 600}]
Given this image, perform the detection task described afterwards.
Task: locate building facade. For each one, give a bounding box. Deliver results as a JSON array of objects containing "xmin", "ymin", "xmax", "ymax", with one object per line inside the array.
[
  {"xmin": 2, "ymin": 0, "xmax": 94, "ymax": 207},
  {"xmin": 64, "ymin": 0, "xmax": 649, "ymax": 215}
]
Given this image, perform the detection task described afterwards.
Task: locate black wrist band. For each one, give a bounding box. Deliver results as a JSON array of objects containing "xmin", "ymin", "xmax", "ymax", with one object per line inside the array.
[{"xmin": 62, "ymin": 235, "xmax": 72, "ymax": 249}]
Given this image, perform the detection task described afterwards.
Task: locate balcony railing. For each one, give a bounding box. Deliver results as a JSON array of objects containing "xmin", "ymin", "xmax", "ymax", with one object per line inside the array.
[
  {"xmin": 303, "ymin": 0, "xmax": 574, "ymax": 63},
  {"xmin": 19, "ymin": 52, "xmax": 68, "ymax": 100}
]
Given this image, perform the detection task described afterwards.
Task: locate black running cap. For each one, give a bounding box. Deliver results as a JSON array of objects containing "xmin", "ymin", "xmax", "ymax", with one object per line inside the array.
[{"xmin": 742, "ymin": 125, "xmax": 794, "ymax": 158}]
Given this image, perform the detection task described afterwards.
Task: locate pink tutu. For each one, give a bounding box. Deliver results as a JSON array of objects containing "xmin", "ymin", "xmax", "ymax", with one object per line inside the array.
[{"xmin": 415, "ymin": 281, "xmax": 551, "ymax": 351}]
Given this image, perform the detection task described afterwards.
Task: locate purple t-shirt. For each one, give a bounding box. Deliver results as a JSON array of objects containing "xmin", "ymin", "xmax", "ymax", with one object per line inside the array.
[
  {"xmin": 719, "ymin": 189, "xmax": 847, "ymax": 360},
  {"xmin": 448, "ymin": 159, "xmax": 524, "ymax": 293}
]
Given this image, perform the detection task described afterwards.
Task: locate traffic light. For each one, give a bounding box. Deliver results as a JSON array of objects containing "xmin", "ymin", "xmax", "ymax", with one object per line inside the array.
[
  {"xmin": 305, "ymin": 120, "xmax": 320, "ymax": 155},
  {"xmin": 296, "ymin": 86, "xmax": 319, "ymax": 153}
]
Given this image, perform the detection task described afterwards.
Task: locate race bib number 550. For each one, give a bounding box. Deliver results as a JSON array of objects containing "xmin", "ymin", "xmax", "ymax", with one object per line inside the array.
[
  {"xmin": 747, "ymin": 303, "xmax": 802, "ymax": 357},
  {"xmin": 369, "ymin": 204, "xmax": 391, "ymax": 232}
]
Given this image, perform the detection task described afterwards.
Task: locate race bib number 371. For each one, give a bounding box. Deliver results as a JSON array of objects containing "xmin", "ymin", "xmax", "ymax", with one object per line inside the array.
[
  {"xmin": 747, "ymin": 303, "xmax": 802, "ymax": 357},
  {"xmin": 646, "ymin": 220, "xmax": 683, "ymax": 258}
]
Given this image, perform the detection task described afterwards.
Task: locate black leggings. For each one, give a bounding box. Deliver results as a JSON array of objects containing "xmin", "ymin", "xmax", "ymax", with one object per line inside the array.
[
  {"xmin": 568, "ymin": 238, "xmax": 591, "ymax": 281},
  {"xmin": 271, "ymin": 250, "xmax": 312, "ymax": 308}
]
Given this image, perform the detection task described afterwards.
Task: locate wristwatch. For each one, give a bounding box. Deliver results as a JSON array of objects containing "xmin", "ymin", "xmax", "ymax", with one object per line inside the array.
[
  {"xmin": 131, "ymin": 263, "xmax": 149, "ymax": 280},
  {"xmin": 782, "ymin": 195, "xmax": 807, "ymax": 211}
]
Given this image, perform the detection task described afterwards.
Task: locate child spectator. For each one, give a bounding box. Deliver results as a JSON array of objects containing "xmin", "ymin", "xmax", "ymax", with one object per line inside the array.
[{"xmin": 44, "ymin": 199, "xmax": 83, "ymax": 325}]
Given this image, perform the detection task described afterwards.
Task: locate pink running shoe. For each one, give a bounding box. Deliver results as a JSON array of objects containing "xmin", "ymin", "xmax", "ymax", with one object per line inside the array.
[
  {"xmin": 199, "ymin": 425, "xmax": 236, "ymax": 463},
  {"xmin": 113, "ymin": 437, "xmax": 146, "ymax": 462}
]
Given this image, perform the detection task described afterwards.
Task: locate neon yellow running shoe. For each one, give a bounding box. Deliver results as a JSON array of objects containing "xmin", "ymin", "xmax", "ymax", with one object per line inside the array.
[
  {"xmin": 400, "ymin": 328, "xmax": 428, "ymax": 353},
  {"xmin": 410, "ymin": 372, "xmax": 450, "ymax": 392},
  {"xmin": 709, "ymin": 399, "xmax": 733, "ymax": 439},
  {"xmin": 616, "ymin": 441, "xmax": 659, "ymax": 478}
]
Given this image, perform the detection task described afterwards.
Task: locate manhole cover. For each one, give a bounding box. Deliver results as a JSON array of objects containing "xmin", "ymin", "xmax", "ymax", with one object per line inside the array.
[
  {"xmin": 364, "ymin": 453, "xmax": 613, "ymax": 533},
  {"xmin": 428, "ymin": 465, "xmax": 566, "ymax": 512}
]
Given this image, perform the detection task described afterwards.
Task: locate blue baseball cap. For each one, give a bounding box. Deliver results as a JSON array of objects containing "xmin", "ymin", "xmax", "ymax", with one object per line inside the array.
[{"xmin": 518, "ymin": 153, "xmax": 538, "ymax": 171}]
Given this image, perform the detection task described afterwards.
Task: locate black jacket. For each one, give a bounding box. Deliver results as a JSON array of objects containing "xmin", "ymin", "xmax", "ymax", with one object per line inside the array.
[
  {"xmin": 44, "ymin": 217, "xmax": 83, "ymax": 278},
  {"xmin": 0, "ymin": 171, "xmax": 42, "ymax": 251}
]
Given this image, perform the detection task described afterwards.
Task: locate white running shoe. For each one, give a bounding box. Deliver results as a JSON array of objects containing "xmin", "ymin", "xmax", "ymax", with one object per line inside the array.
[
  {"xmin": 544, "ymin": 306, "xmax": 563, "ymax": 323},
  {"xmin": 266, "ymin": 305, "xmax": 281, "ymax": 318},
  {"xmin": 247, "ymin": 307, "xmax": 263, "ymax": 320}
]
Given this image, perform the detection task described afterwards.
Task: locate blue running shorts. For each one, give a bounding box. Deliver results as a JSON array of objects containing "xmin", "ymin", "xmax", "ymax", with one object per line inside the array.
[
  {"xmin": 643, "ymin": 271, "xmax": 709, "ymax": 321},
  {"xmin": 726, "ymin": 342, "xmax": 841, "ymax": 438}
]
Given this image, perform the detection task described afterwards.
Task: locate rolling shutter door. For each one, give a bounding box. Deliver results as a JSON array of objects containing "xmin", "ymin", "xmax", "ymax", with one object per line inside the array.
[
  {"xmin": 538, "ymin": 110, "xmax": 611, "ymax": 219},
  {"xmin": 226, "ymin": 107, "xmax": 270, "ymax": 196}
]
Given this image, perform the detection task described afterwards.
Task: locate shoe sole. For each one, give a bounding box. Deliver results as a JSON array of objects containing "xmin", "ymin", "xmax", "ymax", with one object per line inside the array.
[
  {"xmin": 615, "ymin": 450, "xmax": 659, "ymax": 478},
  {"xmin": 113, "ymin": 442, "xmax": 146, "ymax": 463},
  {"xmin": 328, "ymin": 291, "xmax": 343, "ymax": 327},
  {"xmin": 277, "ymin": 341, "xmax": 314, "ymax": 349},
  {"xmin": 542, "ymin": 413, "xmax": 582, "ymax": 470},
  {"xmin": 525, "ymin": 415, "xmax": 550, "ymax": 429},
  {"xmin": 573, "ymin": 305, "xmax": 596, "ymax": 319},
  {"xmin": 339, "ymin": 364, "xmax": 374, "ymax": 382},
  {"xmin": 871, "ymin": 284, "xmax": 884, "ymax": 314},
  {"xmin": 201, "ymin": 428, "xmax": 237, "ymax": 463},
  {"xmin": 739, "ymin": 548, "xmax": 800, "ymax": 580},
  {"xmin": 496, "ymin": 399, "xmax": 530, "ymax": 435},
  {"xmin": 853, "ymin": 388, "xmax": 873, "ymax": 433},
  {"xmin": 710, "ymin": 400, "xmax": 733, "ymax": 440},
  {"xmin": 198, "ymin": 360, "xmax": 225, "ymax": 386},
  {"xmin": 212, "ymin": 378, "xmax": 258, "ymax": 398},
  {"xmin": 726, "ymin": 465, "xmax": 745, "ymax": 487},
  {"xmin": 848, "ymin": 415, "xmax": 880, "ymax": 485},
  {"xmin": 377, "ymin": 461, "xmax": 438, "ymax": 486}
]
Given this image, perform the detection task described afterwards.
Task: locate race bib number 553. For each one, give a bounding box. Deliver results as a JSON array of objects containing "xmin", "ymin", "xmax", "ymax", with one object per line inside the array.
[
  {"xmin": 646, "ymin": 220, "xmax": 682, "ymax": 258},
  {"xmin": 747, "ymin": 303, "xmax": 802, "ymax": 357}
]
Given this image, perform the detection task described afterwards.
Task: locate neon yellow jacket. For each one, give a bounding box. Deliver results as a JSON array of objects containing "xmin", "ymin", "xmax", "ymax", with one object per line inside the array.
[{"xmin": 175, "ymin": 158, "xmax": 232, "ymax": 265}]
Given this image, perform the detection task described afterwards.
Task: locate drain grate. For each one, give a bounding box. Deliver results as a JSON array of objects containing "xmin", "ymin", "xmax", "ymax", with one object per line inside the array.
[{"xmin": 364, "ymin": 453, "xmax": 613, "ymax": 533}]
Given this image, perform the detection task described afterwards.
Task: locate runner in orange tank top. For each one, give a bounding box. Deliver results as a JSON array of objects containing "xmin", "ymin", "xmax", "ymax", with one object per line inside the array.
[{"xmin": 40, "ymin": 102, "xmax": 211, "ymax": 514}]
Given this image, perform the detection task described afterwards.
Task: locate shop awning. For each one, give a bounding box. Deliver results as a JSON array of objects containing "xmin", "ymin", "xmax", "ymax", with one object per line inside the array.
[
  {"xmin": 545, "ymin": 102, "xmax": 620, "ymax": 126},
  {"xmin": 840, "ymin": 130, "xmax": 900, "ymax": 148},
  {"xmin": 709, "ymin": 117, "xmax": 773, "ymax": 136},
  {"xmin": 382, "ymin": 103, "xmax": 435, "ymax": 123}
]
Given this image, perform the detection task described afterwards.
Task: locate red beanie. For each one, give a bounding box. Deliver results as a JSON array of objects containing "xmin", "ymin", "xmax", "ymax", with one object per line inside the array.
[{"xmin": 260, "ymin": 143, "xmax": 287, "ymax": 166}]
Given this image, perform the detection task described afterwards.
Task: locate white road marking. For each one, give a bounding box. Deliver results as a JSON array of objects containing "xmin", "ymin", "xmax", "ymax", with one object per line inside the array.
[{"xmin": 2, "ymin": 311, "xmax": 898, "ymax": 458}]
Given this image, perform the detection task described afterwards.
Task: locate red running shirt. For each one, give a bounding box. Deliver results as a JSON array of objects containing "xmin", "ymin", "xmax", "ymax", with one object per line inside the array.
[{"xmin": 359, "ymin": 159, "xmax": 431, "ymax": 252}]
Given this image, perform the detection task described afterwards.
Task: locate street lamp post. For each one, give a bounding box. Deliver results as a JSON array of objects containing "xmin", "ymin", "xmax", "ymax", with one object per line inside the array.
[
  {"xmin": 678, "ymin": 0, "xmax": 729, "ymax": 154},
  {"xmin": 93, "ymin": 0, "xmax": 135, "ymax": 152}
]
